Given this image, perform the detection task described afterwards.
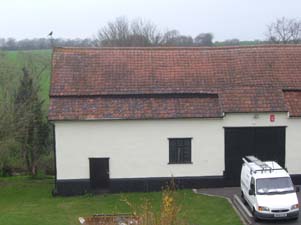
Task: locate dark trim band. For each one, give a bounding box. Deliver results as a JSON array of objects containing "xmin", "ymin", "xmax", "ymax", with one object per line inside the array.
[
  {"xmin": 55, "ymin": 176, "xmax": 224, "ymax": 196},
  {"xmin": 55, "ymin": 174, "xmax": 301, "ymax": 196}
]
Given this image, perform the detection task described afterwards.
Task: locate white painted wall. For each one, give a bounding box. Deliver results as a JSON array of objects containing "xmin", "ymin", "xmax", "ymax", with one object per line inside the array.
[{"xmin": 54, "ymin": 112, "xmax": 301, "ymax": 180}]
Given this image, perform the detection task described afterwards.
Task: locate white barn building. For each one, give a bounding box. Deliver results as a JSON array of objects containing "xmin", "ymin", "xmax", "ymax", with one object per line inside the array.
[{"xmin": 49, "ymin": 46, "xmax": 301, "ymax": 196}]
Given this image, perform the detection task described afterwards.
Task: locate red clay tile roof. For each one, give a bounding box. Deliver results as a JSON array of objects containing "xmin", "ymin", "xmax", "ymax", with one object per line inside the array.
[
  {"xmin": 48, "ymin": 94, "xmax": 222, "ymax": 120},
  {"xmin": 49, "ymin": 45, "xmax": 301, "ymax": 120},
  {"xmin": 220, "ymin": 87, "xmax": 287, "ymax": 113},
  {"xmin": 283, "ymin": 91, "xmax": 301, "ymax": 117}
]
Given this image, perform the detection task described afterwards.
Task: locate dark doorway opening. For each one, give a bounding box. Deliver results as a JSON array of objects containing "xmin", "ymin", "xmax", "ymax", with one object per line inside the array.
[
  {"xmin": 224, "ymin": 127, "xmax": 286, "ymax": 186},
  {"xmin": 89, "ymin": 158, "xmax": 110, "ymax": 190}
]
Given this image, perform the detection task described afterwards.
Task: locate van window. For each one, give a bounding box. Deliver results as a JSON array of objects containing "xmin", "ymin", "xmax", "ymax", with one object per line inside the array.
[
  {"xmin": 250, "ymin": 178, "xmax": 255, "ymax": 192},
  {"xmin": 256, "ymin": 177, "xmax": 294, "ymax": 195}
]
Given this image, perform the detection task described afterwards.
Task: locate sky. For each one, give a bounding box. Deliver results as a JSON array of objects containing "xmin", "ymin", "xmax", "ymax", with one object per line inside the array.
[{"xmin": 0, "ymin": 0, "xmax": 300, "ymax": 41}]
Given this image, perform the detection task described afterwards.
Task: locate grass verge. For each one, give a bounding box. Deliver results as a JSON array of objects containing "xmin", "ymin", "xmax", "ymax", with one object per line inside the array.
[{"xmin": 0, "ymin": 176, "xmax": 242, "ymax": 225}]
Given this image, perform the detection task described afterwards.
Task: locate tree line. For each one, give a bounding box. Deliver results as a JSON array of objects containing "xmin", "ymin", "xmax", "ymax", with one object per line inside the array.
[
  {"xmin": 0, "ymin": 38, "xmax": 96, "ymax": 51},
  {"xmin": 1, "ymin": 17, "xmax": 300, "ymax": 51}
]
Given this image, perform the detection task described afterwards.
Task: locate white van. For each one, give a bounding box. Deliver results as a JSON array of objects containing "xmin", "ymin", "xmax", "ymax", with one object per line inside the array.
[{"xmin": 240, "ymin": 156, "xmax": 299, "ymax": 221}]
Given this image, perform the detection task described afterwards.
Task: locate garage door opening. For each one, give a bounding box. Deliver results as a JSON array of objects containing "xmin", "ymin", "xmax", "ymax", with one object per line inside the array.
[{"xmin": 224, "ymin": 127, "xmax": 286, "ymax": 186}]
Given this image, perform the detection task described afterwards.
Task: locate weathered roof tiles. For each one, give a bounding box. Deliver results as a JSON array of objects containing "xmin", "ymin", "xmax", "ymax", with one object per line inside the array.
[{"xmin": 49, "ymin": 45, "xmax": 301, "ymax": 120}]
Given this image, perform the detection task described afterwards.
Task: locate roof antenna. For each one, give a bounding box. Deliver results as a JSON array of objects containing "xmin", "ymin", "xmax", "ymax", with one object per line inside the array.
[{"xmin": 48, "ymin": 31, "xmax": 54, "ymax": 48}]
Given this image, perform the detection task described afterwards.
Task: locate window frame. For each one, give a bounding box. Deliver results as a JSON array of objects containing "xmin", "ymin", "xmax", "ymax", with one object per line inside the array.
[{"xmin": 168, "ymin": 138, "xmax": 192, "ymax": 164}]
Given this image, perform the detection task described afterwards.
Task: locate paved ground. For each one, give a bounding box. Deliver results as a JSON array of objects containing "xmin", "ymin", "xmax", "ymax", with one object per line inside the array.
[{"xmin": 195, "ymin": 187, "xmax": 301, "ymax": 225}]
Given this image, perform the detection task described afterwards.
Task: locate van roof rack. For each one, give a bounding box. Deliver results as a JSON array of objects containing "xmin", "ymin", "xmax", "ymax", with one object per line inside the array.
[{"xmin": 242, "ymin": 155, "xmax": 283, "ymax": 174}]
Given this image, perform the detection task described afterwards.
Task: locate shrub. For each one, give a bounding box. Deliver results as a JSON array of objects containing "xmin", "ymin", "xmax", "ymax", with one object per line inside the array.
[{"xmin": 121, "ymin": 179, "xmax": 187, "ymax": 225}]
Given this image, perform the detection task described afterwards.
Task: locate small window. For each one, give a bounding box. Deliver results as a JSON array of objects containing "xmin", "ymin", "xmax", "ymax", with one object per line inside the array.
[{"xmin": 169, "ymin": 138, "xmax": 192, "ymax": 164}]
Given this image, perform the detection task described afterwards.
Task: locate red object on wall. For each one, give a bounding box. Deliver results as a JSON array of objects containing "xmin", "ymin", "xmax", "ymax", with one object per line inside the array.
[{"xmin": 270, "ymin": 114, "xmax": 275, "ymax": 122}]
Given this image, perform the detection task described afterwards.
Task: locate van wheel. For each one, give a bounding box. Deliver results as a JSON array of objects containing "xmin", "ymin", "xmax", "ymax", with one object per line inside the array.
[{"xmin": 241, "ymin": 191, "xmax": 247, "ymax": 205}]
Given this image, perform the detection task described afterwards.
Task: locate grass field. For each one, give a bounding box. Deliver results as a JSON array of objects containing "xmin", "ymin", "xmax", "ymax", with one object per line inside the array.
[
  {"xmin": 0, "ymin": 177, "xmax": 242, "ymax": 225},
  {"xmin": 3, "ymin": 49, "xmax": 52, "ymax": 108}
]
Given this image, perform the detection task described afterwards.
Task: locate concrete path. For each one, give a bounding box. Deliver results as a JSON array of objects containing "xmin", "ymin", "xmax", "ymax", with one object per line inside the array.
[{"xmin": 194, "ymin": 187, "xmax": 301, "ymax": 225}]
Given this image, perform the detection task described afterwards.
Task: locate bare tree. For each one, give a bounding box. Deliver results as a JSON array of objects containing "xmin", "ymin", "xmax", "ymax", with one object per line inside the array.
[
  {"xmin": 131, "ymin": 19, "xmax": 162, "ymax": 45},
  {"xmin": 160, "ymin": 30, "xmax": 193, "ymax": 46},
  {"xmin": 97, "ymin": 17, "xmax": 163, "ymax": 47},
  {"xmin": 267, "ymin": 17, "xmax": 301, "ymax": 44},
  {"xmin": 194, "ymin": 33, "xmax": 214, "ymax": 46},
  {"xmin": 97, "ymin": 17, "xmax": 214, "ymax": 47}
]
